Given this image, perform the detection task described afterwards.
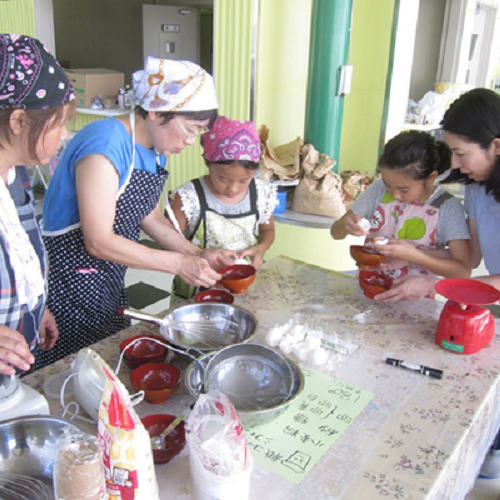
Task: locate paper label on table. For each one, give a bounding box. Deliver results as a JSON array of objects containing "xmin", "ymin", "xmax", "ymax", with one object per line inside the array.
[{"xmin": 246, "ymin": 367, "xmax": 374, "ymax": 484}]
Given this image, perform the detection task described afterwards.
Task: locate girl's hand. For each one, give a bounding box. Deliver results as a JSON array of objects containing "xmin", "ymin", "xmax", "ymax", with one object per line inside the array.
[
  {"xmin": 0, "ymin": 326, "xmax": 35, "ymax": 375},
  {"xmin": 39, "ymin": 308, "xmax": 59, "ymax": 350},
  {"xmin": 378, "ymin": 257, "xmax": 410, "ymax": 271},
  {"xmin": 376, "ymin": 239, "xmax": 418, "ymax": 261},
  {"xmin": 239, "ymin": 246, "xmax": 265, "ymax": 268},
  {"xmin": 343, "ymin": 212, "xmax": 370, "ymax": 237}
]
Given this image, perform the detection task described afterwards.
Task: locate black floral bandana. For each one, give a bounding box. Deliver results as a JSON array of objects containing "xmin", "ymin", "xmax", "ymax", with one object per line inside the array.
[{"xmin": 0, "ymin": 34, "xmax": 74, "ymax": 110}]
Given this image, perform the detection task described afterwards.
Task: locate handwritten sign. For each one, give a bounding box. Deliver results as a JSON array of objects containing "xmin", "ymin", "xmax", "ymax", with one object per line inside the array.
[{"xmin": 246, "ymin": 366, "xmax": 373, "ymax": 484}]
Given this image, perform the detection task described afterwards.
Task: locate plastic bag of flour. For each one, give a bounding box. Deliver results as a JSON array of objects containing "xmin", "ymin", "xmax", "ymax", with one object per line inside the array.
[{"xmin": 97, "ymin": 365, "xmax": 159, "ymax": 500}]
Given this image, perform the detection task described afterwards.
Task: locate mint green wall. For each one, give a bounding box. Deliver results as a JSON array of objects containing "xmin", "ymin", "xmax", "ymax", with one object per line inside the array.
[
  {"xmin": 3, "ymin": 1, "xmax": 394, "ymax": 272},
  {"xmin": 339, "ymin": 0, "xmax": 395, "ymax": 174},
  {"xmin": 0, "ymin": 0, "xmax": 35, "ymax": 35},
  {"xmin": 257, "ymin": 0, "xmax": 394, "ymax": 270}
]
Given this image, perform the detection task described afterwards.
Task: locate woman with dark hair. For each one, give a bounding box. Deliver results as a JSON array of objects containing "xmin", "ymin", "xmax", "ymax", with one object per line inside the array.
[
  {"xmin": 37, "ymin": 58, "xmax": 236, "ymax": 368},
  {"xmin": 0, "ymin": 34, "xmax": 75, "ymax": 375}
]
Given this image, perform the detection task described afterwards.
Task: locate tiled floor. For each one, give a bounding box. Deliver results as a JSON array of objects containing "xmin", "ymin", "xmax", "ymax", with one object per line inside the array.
[{"xmin": 34, "ymin": 189, "xmax": 500, "ymax": 499}]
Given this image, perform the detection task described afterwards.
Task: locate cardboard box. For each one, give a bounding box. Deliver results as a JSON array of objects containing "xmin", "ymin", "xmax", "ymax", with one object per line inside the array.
[{"xmin": 65, "ymin": 68, "xmax": 124, "ymax": 108}]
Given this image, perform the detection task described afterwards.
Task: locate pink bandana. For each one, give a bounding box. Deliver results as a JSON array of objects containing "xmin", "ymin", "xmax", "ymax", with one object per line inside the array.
[{"xmin": 201, "ymin": 116, "xmax": 261, "ymax": 162}]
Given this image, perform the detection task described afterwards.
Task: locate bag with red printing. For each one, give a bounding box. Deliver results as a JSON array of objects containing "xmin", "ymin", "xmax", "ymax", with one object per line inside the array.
[{"xmin": 97, "ymin": 365, "xmax": 159, "ymax": 500}]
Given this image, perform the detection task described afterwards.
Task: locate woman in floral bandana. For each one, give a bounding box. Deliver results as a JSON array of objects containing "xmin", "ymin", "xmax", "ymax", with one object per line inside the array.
[
  {"xmin": 0, "ymin": 34, "xmax": 75, "ymax": 375},
  {"xmin": 168, "ymin": 116, "xmax": 277, "ymax": 302},
  {"xmin": 37, "ymin": 58, "xmax": 236, "ymax": 369}
]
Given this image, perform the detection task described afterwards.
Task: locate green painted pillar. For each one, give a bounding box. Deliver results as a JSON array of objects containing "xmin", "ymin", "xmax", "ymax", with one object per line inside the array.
[{"xmin": 305, "ymin": 0, "xmax": 352, "ymax": 171}]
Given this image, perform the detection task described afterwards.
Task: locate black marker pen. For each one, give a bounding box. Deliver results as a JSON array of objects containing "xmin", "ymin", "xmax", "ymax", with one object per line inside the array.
[{"xmin": 385, "ymin": 358, "xmax": 443, "ymax": 380}]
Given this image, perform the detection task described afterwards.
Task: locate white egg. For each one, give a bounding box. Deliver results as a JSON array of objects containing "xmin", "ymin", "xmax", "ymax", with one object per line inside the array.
[
  {"xmin": 357, "ymin": 218, "xmax": 371, "ymax": 231},
  {"xmin": 294, "ymin": 342, "xmax": 311, "ymax": 361},
  {"xmin": 374, "ymin": 236, "xmax": 388, "ymax": 246},
  {"xmin": 279, "ymin": 338, "xmax": 293, "ymax": 354},
  {"xmin": 310, "ymin": 347, "xmax": 328, "ymax": 366},
  {"xmin": 233, "ymin": 258, "xmax": 249, "ymax": 265},
  {"xmin": 266, "ymin": 327, "xmax": 283, "ymax": 346}
]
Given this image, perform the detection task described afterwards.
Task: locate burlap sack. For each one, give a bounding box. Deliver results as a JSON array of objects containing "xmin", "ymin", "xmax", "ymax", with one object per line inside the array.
[
  {"xmin": 259, "ymin": 125, "xmax": 302, "ymax": 182},
  {"xmin": 291, "ymin": 144, "xmax": 346, "ymax": 218},
  {"xmin": 340, "ymin": 170, "xmax": 380, "ymax": 209}
]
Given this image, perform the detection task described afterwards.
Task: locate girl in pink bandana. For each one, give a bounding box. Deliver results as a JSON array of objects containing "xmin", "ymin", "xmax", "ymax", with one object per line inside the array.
[{"xmin": 168, "ymin": 116, "xmax": 277, "ymax": 301}]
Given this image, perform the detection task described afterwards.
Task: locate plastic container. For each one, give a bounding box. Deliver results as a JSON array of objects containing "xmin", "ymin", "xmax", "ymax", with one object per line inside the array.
[
  {"xmin": 43, "ymin": 369, "xmax": 74, "ymax": 400},
  {"xmin": 189, "ymin": 444, "xmax": 253, "ymax": 500},
  {"xmin": 0, "ymin": 377, "xmax": 50, "ymax": 420},
  {"xmin": 274, "ymin": 190, "xmax": 287, "ymax": 214}
]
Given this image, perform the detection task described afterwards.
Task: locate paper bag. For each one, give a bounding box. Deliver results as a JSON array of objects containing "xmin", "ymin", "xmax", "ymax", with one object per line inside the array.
[
  {"xmin": 259, "ymin": 124, "xmax": 302, "ymax": 182},
  {"xmin": 98, "ymin": 365, "xmax": 159, "ymax": 500},
  {"xmin": 291, "ymin": 144, "xmax": 346, "ymax": 218},
  {"xmin": 341, "ymin": 170, "xmax": 379, "ymax": 210}
]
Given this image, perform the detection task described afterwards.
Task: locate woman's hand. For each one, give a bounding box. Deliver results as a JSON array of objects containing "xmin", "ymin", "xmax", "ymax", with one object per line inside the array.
[
  {"xmin": 0, "ymin": 326, "xmax": 35, "ymax": 375},
  {"xmin": 199, "ymin": 248, "xmax": 237, "ymax": 271},
  {"xmin": 176, "ymin": 255, "xmax": 224, "ymax": 288},
  {"xmin": 374, "ymin": 275, "xmax": 439, "ymax": 302},
  {"xmin": 39, "ymin": 308, "xmax": 59, "ymax": 350}
]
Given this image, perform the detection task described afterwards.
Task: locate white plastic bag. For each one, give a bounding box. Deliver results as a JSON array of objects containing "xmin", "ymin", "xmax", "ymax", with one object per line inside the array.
[{"xmin": 186, "ymin": 390, "xmax": 253, "ymax": 500}]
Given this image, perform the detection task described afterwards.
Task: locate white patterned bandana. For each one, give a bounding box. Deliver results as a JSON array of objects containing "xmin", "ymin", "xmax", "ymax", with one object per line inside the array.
[{"xmin": 132, "ymin": 58, "xmax": 218, "ymax": 112}]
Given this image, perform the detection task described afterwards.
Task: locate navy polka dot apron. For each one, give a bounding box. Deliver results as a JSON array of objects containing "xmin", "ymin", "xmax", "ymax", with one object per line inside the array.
[{"xmin": 35, "ymin": 114, "xmax": 168, "ymax": 369}]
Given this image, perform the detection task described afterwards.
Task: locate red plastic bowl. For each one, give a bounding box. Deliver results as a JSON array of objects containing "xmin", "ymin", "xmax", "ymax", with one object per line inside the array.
[
  {"xmin": 141, "ymin": 414, "xmax": 186, "ymax": 464},
  {"xmin": 195, "ymin": 289, "xmax": 234, "ymax": 304},
  {"xmin": 120, "ymin": 335, "xmax": 168, "ymax": 370},
  {"xmin": 359, "ymin": 270, "xmax": 393, "ymax": 299},
  {"xmin": 130, "ymin": 363, "xmax": 181, "ymax": 404},
  {"xmin": 218, "ymin": 265, "xmax": 256, "ymax": 294},
  {"xmin": 350, "ymin": 245, "xmax": 385, "ymax": 269}
]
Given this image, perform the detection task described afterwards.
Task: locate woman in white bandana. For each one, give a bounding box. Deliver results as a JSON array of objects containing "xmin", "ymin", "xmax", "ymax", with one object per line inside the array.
[
  {"xmin": 38, "ymin": 58, "xmax": 236, "ymax": 368},
  {"xmin": 0, "ymin": 34, "xmax": 76, "ymax": 375}
]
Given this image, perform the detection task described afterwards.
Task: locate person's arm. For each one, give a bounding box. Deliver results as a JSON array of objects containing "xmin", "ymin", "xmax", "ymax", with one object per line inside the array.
[
  {"xmin": 374, "ymin": 275, "xmax": 440, "ymax": 302},
  {"xmin": 38, "ymin": 307, "xmax": 59, "ymax": 350},
  {"xmin": 468, "ymin": 218, "xmax": 483, "ymax": 269},
  {"xmin": 468, "ymin": 274, "xmax": 500, "ymax": 292},
  {"xmin": 331, "ymin": 209, "xmax": 369, "ymax": 240},
  {"xmin": 75, "ymin": 155, "xmax": 227, "ymax": 287},
  {"xmin": 239, "ymin": 216, "xmax": 276, "ymax": 268},
  {"xmin": 0, "ymin": 326, "xmax": 34, "ymax": 375},
  {"xmin": 169, "ymin": 192, "xmax": 188, "ymax": 234},
  {"xmin": 376, "ymin": 238, "xmax": 471, "ymax": 278}
]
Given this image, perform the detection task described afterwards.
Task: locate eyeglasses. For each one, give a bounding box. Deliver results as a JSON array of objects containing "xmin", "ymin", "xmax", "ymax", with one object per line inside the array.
[{"xmin": 175, "ymin": 116, "xmax": 210, "ymax": 140}]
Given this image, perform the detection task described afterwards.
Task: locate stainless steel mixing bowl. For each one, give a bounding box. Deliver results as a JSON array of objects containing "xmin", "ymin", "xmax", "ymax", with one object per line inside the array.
[
  {"xmin": 203, "ymin": 343, "xmax": 295, "ymax": 411},
  {"xmin": 120, "ymin": 303, "xmax": 259, "ymax": 352},
  {"xmin": 0, "ymin": 416, "xmax": 84, "ymax": 482},
  {"xmin": 185, "ymin": 350, "xmax": 305, "ymax": 427}
]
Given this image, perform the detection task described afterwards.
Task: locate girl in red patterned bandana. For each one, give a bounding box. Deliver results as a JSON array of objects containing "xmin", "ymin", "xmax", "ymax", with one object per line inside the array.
[{"xmin": 168, "ymin": 116, "xmax": 277, "ymax": 301}]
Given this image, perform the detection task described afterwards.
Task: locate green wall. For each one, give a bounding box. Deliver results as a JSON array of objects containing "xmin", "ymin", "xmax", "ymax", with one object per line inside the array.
[
  {"xmin": 2, "ymin": 0, "xmax": 395, "ymax": 272},
  {"xmin": 0, "ymin": 0, "xmax": 35, "ymax": 35},
  {"xmin": 339, "ymin": 0, "xmax": 395, "ymax": 174},
  {"xmin": 256, "ymin": 0, "xmax": 394, "ymax": 270}
]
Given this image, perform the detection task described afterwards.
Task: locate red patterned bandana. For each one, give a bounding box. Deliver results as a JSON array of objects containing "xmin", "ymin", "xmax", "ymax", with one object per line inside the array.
[
  {"xmin": 0, "ymin": 34, "xmax": 74, "ymax": 110},
  {"xmin": 201, "ymin": 116, "xmax": 261, "ymax": 162}
]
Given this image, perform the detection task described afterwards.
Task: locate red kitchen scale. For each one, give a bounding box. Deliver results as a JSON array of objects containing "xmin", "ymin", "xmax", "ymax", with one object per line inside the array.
[{"xmin": 435, "ymin": 279, "xmax": 500, "ymax": 355}]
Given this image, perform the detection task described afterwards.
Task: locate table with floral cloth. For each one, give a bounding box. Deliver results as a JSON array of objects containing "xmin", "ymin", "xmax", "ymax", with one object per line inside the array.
[{"xmin": 23, "ymin": 256, "xmax": 500, "ymax": 500}]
